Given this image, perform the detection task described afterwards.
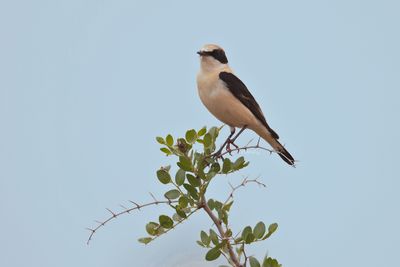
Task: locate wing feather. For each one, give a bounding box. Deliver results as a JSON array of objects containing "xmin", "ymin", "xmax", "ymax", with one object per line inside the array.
[{"xmin": 219, "ymin": 72, "xmax": 279, "ymax": 139}]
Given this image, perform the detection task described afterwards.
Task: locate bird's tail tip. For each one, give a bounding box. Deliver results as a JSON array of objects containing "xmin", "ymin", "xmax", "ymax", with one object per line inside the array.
[
  {"xmin": 278, "ymin": 150, "xmax": 295, "ymax": 166},
  {"xmin": 275, "ymin": 141, "xmax": 295, "ymax": 166}
]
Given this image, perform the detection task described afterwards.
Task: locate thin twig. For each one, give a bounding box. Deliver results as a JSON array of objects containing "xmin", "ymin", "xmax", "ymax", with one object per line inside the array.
[
  {"xmin": 224, "ymin": 177, "xmax": 266, "ymax": 205},
  {"xmin": 243, "ymin": 248, "xmax": 248, "ymax": 267},
  {"xmin": 215, "ymin": 138, "xmax": 297, "ymax": 167},
  {"xmin": 217, "ymin": 144, "xmax": 274, "ymax": 159},
  {"xmin": 86, "ymin": 200, "xmax": 178, "ymax": 245},
  {"xmin": 201, "ymin": 197, "xmax": 243, "ymax": 267}
]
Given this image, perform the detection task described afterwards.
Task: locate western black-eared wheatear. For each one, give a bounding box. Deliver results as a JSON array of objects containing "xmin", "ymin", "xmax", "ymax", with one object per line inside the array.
[{"xmin": 196, "ymin": 44, "xmax": 295, "ymax": 165}]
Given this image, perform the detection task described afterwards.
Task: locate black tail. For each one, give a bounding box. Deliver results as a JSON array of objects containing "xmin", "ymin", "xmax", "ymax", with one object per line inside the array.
[{"xmin": 275, "ymin": 140, "xmax": 295, "ymax": 166}]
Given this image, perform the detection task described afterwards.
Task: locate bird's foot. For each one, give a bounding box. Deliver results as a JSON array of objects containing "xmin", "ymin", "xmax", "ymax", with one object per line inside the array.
[{"xmin": 226, "ymin": 139, "xmax": 239, "ymax": 155}]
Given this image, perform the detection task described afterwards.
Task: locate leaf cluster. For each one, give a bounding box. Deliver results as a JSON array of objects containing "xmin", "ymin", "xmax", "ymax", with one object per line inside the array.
[{"xmin": 137, "ymin": 126, "xmax": 282, "ymax": 266}]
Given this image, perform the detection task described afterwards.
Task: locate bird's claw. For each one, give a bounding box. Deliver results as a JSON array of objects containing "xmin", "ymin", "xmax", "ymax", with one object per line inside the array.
[{"xmin": 226, "ymin": 139, "xmax": 239, "ymax": 155}]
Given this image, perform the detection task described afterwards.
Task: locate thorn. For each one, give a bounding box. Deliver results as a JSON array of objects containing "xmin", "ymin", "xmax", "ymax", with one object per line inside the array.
[
  {"xmin": 86, "ymin": 228, "xmax": 95, "ymax": 233},
  {"xmin": 149, "ymin": 192, "xmax": 158, "ymax": 203},
  {"xmin": 120, "ymin": 204, "xmax": 129, "ymax": 211},
  {"xmin": 106, "ymin": 208, "xmax": 116, "ymax": 217},
  {"xmin": 245, "ymin": 138, "xmax": 254, "ymax": 147},
  {"xmin": 129, "ymin": 200, "xmax": 141, "ymax": 210},
  {"xmin": 228, "ymin": 182, "xmax": 234, "ymax": 190}
]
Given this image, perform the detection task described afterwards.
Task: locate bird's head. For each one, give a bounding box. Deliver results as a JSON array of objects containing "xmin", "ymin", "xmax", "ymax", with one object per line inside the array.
[{"xmin": 197, "ymin": 44, "xmax": 228, "ymax": 71}]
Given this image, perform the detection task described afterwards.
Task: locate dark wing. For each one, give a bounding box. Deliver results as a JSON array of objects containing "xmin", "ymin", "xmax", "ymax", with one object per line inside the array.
[{"xmin": 219, "ymin": 71, "xmax": 279, "ymax": 139}]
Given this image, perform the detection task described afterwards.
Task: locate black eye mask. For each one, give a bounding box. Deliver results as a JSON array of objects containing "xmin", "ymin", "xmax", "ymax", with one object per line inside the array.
[{"xmin": 203, "ymin": 49, "xmax": 228, "ymax": 64}]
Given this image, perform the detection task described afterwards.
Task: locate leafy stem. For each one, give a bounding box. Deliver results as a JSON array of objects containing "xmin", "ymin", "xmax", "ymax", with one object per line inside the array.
[
  {"xmin": 200, "ymin": 195, "xmax": 243, "ymax": 267},
  {"xmin": 87, "ymin": 126, "xmax": 284, "ymax": 267}
]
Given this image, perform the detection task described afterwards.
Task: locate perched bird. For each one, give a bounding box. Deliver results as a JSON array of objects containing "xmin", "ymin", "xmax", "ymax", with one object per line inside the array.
[{"xmin": 196, "ymin": 44, "xmax": 295, "ymax": 165}]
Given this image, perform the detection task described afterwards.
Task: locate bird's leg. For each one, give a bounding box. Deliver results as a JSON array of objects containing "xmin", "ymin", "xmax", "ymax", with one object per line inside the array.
[
  {"xmin": 213, "ymin": 127, "xmax": 236, "ymax": 157},
  {"xmin": 226, "ymin": 125, "xmax": 247, "ymax": 153}
]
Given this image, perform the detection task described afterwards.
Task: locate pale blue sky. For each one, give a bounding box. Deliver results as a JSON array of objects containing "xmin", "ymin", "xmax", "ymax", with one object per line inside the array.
[{"xmin": 1, "ymin": 1, "xmax": 399, "ymax": 266}]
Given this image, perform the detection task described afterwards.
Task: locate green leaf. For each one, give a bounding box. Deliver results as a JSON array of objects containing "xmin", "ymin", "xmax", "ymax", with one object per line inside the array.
[
  {"xmin": 222, "ymin": 158, "xmax": 232, "ymax": 174},
  {"xmin": 207, "ymin": 199, "xmax": 215, "ymax": 210},
  {"xmin": 164, "ymin": 189, "xmax": 180, "ymax": 200},
  {"xmin": 253, "ymin": 221, "xmax": 266, "ymax": 239},
  {"xmin": 196, "ymin": 158, "xmax": 207, "ymax": 179},
  {"xmin": 183, "ymin": 183, "xmax": 199, "ymax": 200},
  {"xmin": 263, "ymin": 223, "xmax": 278, "ymax": 240},
  {"xmin": 208, "ymin": 126, "xmax": 219, "ymax": 139},
  {"xmin": 178, "ymin": 196, "xmax": 188, "ymax": 208},
  {"xmin": 200, "ymin": 231, "xmax": 210, "ymax": 246},
  {"xmin": 186, "ymin": 174, "xmax": 200, "ymax": 187},
  {"xmin": 245, "ymin": 233, "xmax": 255, "ymax": 244},
  {"xmin": 156, "ymin": 136, "xmax": 165, "ymax": 144},
  {"xmin": 232, "ymin": 156, "xmax": 246, "ymax": 170},
  {"xmin": 196, "ymin": 240, "xmax": 205, "ymax": 247},
  {"xmin": 198, "ymin": 126, "xmax": 207, "ymax": 136},
  {"xmin": 155, "ymin": 226, "xmax": 165, "ymax": 235},
  {"xmin": 175, "ymin": 207, "xmax": 187, "ymax": 219},
  {"xmin": 249, "ymin": 256, "xmax": 261, "ymax": 267},
  {"xmin": 172, "ymin": 213, "xmax": 181, "ymax": 221},
  {"xmin": 138, "ymin": 237, "xmax": 152, "ymax": 244},
  {"xmin": 159, "ymin": 215, "xmax": 174, "ymax": 229},
  {"xmin": 205, "ymin": 247, "xmax": 221, "ymax": 261},
  {"xmin": 156, "ymin": 169, "xmax": 171, "ymax": 184},
  {"xmin": 177, "ymin": 156, "xmax": 192, "ymax": 171},
  {"xmin": 160, "ymin": 147, "xmax": 172, "ymax": 155},
  {"xmin": 185, "ymin": 129, "xmax": 197, "ymax": 144},
  {"xmin": 213, "ymin": 201, "xmax": 223, "ymax": 211},
  {"xmin": 187, "ymin": 197, "xmax": 195, "ymax": 207},
  {"xmin": 206, "ymin": 171, "xmax": 217, "ymax": 181},
  {"xmin": 203, "ymin": 133, "xmax": 212, "ymax": 148},
  {"xmin": 241, "ymin": 226, "xmax": 252, "ymax": 241},
  {"xmin": 198, "ymin": 168, "xmax": 206, "ymax": 180},
  {"xmin": 166, "ymin": 134, "xmax": 173, "ymax": 146},
  {"xmin": 262, "ymin": 257, "xmax": 282, "ymax": 267},
  {"xmin": 269, "ymin": 223, "xmax": 278, "ymax": 233},
  {"xmin": 145, "ymin": 222, "xmax": 159, "ymax": 236},
  {"xmin": 210, "ymin": 162, "xmax": 221, "ymax": 173},
  {"xmin": 175, "ymin": 169, "xmax": 185, "ymax": 185},
  {"xmin": 209, "ymin": 229, "xmax": 219, "ymax": 245},
  {"xmin": 222, "ymin": 201, "xmax": 233, "ymax": 212},
  {"xmin": 218, "ymin": 209, "xmax": 228, "ymax": 225}
]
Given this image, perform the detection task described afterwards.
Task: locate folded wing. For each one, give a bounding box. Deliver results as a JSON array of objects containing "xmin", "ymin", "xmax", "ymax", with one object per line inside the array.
[{"xmin": 219, "ymin": 72, "xmax": 279, "ymax": 139}]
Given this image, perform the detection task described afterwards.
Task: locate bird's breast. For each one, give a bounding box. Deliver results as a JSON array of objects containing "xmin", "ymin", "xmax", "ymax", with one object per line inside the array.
[
  {"xmin": 197, "ymin": 74, "xmax": 225, "ymax": 106},
  {"xmin": 196, "ymin": 73, "xmax": 255, "ymax": 128}
]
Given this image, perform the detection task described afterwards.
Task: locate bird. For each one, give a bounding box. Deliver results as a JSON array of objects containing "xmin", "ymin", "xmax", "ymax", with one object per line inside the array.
[{"xmin": 196, "ymin": 44, "xmax": 295, "ymax": 165}]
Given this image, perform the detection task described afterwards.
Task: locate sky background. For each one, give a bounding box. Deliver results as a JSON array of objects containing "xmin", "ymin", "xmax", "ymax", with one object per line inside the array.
[{"xmin": 1, "ymin": 0, "xmax": 399, "ymax": 266}]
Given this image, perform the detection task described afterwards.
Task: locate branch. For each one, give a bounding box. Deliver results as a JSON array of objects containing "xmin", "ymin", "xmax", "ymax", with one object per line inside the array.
[
  {"xmin": 217, "ymin": 137, "xmax": 297, "ymax": 168},
  {"xmin": 86, "ymin": 199, "xmax": 177, "ymax": 245},
  {"xmin": 200, "ymin": 197, "xmax": 243, "ymax": 267},
  {"xmin": 225, "ymin": 177, "xmax": 266, "ymax": 205},
  {"xmin": 217, "ymin": 143, "xmax": 274, "ymax": 159}
]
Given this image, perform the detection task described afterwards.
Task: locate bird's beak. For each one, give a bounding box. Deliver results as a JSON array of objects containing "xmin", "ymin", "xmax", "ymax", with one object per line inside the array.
[{"xmin": 197, "ymin": 51, "xmax": 204, "ymax": 56}]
